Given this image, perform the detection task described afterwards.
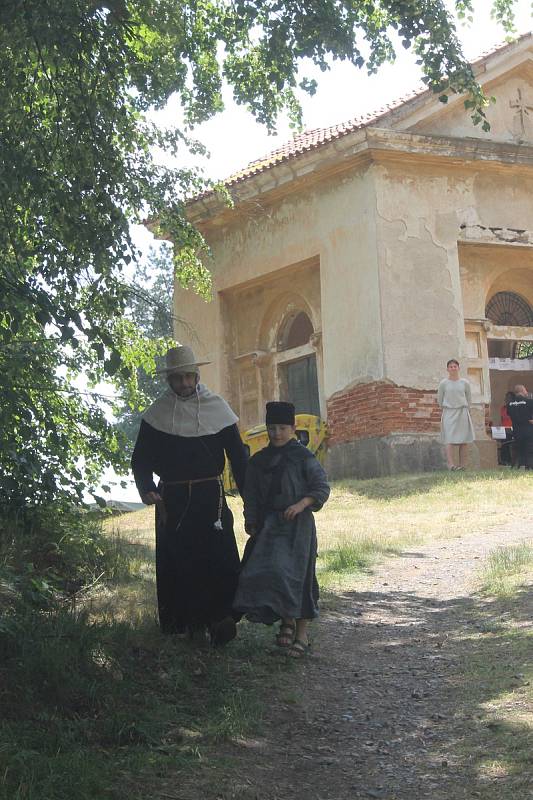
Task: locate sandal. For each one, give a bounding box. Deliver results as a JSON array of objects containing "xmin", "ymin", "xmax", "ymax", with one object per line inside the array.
[
  {"xmin": 275, "ymin": 621, "xmax": 295, "ymax": 648},
  {"xmin": 287, "ymin": 639, "xmax": 310, "ymax": 659}
]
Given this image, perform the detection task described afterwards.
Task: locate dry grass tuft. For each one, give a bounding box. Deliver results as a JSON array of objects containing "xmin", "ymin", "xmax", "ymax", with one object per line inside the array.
[{"xmin": 105, "ymin": 470, "xmax": 533, "ymax": 594}]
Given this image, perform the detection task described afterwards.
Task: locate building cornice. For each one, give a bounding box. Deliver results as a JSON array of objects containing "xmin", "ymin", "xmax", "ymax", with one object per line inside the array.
[
  {"xmin": 188, "ymin": 128, "xmax": 533, "ymax": 231},
  {"xmin": 366, "ymin": 127, "xmax": 533, "ymax": 166},
  {"xmin": 188, "ymin": 128, "xmax": 369, "ymax": 228}
]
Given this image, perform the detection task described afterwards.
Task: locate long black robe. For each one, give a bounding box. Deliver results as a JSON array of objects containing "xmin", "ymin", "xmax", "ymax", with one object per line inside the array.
[{"xmin": 131, "ymin": 419, "xmax": 247, "ymax": 633}]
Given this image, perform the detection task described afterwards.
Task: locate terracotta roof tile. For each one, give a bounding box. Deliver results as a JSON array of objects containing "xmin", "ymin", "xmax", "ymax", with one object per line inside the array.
[
  {"xmin": 201, "ymin": 33, "xmax": 533, "ymax": 196},
  {"xmin": 225, "ymin": 87, "xmax": 425, "ymax": 184}
]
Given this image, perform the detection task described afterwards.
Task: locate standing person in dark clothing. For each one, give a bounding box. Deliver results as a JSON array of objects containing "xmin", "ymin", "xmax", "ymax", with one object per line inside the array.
[
  {"xmin": 131, "ymin": 345, "xmax": 247, "ymax": 644},
  {"xmin": 499, "ymin": 391, "xmax": 515, "ymax": 466},
  {"xmin": 506, "ymin": 385, "xmax": 533, "ymax": 470},
  {"xmin": 234, "ymin": 401, "xmax": 330, "ymax": 659}
]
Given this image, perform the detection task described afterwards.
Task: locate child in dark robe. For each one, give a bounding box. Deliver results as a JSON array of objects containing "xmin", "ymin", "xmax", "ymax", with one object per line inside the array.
[{"xmin": 233, "ymin": 401, "xmax": 330, "ymax": 658}]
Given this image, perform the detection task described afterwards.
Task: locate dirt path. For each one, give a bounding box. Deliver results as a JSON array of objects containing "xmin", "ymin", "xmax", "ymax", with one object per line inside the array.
[{"xmin": 179, "ymin": 520, "xmax": 533, "ymax": 800}]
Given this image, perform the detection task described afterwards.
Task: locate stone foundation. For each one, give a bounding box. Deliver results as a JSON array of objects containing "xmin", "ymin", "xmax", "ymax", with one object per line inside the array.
[
  {"xmin": 326, "ymin": 381, "xmax": 497, "ymax": 478},
  {"xmin": 326, "ymin": 433, "xmax": 497, "ymax": 479},
  {"xmin": 326, "ymin": 433, "xmax": 443, "ymax": 479}
]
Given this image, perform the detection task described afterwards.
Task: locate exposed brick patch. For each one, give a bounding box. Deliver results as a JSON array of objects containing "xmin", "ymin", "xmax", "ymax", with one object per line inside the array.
[{"xmin": 327, "ymin": 381, "xmax": 442, "ymax": 444}]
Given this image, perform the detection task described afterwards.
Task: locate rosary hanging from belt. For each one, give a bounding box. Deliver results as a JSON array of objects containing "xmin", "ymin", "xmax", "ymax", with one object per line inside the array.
[{"xmin": 213, "ymin": 477, "xmax": 224, "ymax": 531}]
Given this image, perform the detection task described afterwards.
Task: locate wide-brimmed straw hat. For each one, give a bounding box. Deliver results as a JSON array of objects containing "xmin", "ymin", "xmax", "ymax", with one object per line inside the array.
[{"xmin": 156, "ymin": 345, "xmax": 211, "ymax": 375}]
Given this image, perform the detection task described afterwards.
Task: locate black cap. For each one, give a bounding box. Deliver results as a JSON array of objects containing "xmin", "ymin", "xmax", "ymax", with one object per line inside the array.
[{"xmin": 265, "ymin": 401, "xmax": 295, "ymax": 426}]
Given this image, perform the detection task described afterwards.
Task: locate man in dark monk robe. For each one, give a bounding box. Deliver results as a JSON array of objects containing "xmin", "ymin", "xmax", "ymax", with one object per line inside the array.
[{"xmin": 131, "ymin": 345, "xmax": 247, "ymax": 645}]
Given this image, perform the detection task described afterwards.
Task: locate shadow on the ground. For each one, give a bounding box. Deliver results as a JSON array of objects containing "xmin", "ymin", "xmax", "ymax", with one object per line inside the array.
[
  {"xmin": 168, "ymin": 577, "xmax": 532, "ymax": 800},
  {"xmin": 394, "ymin": 550, "xmax": 429, "ymax": 559},
  {"xmin": 312, "ymin": 583, "xmax": 532, "ymax": 800}
]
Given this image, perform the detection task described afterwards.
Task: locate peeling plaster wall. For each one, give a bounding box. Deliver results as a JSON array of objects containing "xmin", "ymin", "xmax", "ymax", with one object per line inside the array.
[
  {"xmin": 374, "ymin": 164, "xmax": 467, "ymax": 389},
  {"xmin": 374, "ymin": 161, "xmax": 533, "ymax": 391},
  {"xmin": 174, "ymin": 164, "xmax": 382, "ymax": 406},
  {"xmin": 471, "ymin": 170, "xmax": 533, "ymax": 230}
]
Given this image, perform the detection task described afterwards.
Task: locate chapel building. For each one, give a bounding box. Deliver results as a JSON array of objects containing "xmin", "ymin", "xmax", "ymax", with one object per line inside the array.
[{"xmin": 173, "ymin": 34, "xmax": 533, "ymax": 478}]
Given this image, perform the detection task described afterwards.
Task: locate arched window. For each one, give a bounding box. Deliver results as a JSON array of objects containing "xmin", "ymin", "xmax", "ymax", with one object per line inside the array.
[
  {"xmin": 277, "ymin": 310, "xmax": 314, "ymax": 351},
  {"xmin": 485, "ymin": 291, "xmax": 533, "ymax": 326}
]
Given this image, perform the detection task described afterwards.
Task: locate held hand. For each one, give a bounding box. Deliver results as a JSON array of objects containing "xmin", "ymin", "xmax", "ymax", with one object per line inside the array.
[
  {"xmin": 142, "ymin": 491, "xmax": 161, "ymax": 506},
  {"xmin": 283, "ymin": 497, "xmax": 313, "ymax": 521}
]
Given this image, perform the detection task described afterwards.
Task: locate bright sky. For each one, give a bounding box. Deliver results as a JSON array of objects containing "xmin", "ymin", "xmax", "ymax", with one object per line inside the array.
[
  {"xmin": 133, "ymin": 0, "xmax": 533, "ymax": 255},
  {"xmin": 155, "ymin": 0, "xmax": 533, "ymax": 183},
  {"xmin": 115, "ymin": 0, "xmax": 532, "ymax": 500}
]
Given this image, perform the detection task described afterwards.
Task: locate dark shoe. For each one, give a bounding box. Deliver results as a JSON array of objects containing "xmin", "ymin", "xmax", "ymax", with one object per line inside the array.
[
  {"xmin": 210, "ymin": 616, "xmax": 237, "ymax": 647},
  {"xmin": 160, "ymin": 625, "xmax": 188, "ymax": 636}
]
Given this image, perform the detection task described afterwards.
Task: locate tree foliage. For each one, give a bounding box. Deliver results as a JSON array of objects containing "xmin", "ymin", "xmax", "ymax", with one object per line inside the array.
[
  {"xmin": 0, "ymin": 0, "xmax": 523, "ymax": 507},
  {"xmin": 114, "ymin": 246, "xmax": 175, "ymax": 451}
]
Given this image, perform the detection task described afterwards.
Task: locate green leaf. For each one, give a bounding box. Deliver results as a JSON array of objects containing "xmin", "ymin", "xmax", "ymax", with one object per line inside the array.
[
  {"xmin": 60, "ymin": 326, "xmax": 75, "ymax": 342},
  {"xmin": 0, "ymin": 0, "xmax": 510, "ymax": 511},
  {"xmin": 35, "ymin": 310, "xmax": 51, "ymax": 327},
  {"xmin": 104, "ymin": 350, "xmax": 122, "ymax": 376}
]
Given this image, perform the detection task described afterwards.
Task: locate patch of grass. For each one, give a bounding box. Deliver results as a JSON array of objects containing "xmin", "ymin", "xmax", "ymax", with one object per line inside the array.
[
  {"xmin": 306, "ymin": 470, "xmax": 532, "ymax": 589},
  {"xmin": 317, "ymin": 537, "xmax": 402, "ymax": 589},
  {"xmin": 460, "ymin": 541, "xmax": 533, "ymax": 799},
  {"xmin": 456, "ymin": 620, "xmax": 533, "ymax": 800},
  {"xmin": 0, "ymin": 505, "xmax": 288, "ymax": 800},
  {"xmin": 0, "ymin": 607, "xmax": 282, "ymax": 800},
  {"xmin": 103, "ymin": 469, "xmax": 533, "ymax": 616},
  {"xmin": 479, "ymin": 543, "xmax": 533, "ymax": 598},
  {"xmin": 104, "ymin": 470, "xmax": 533, "ymax": 596},
  {"xmin": 318, "ymin": 470, "xmax": 532, "ymax": 553},
  {"xmin": 100, "ymin": 529, "xmax": 155, "ymax": 584},
  {"xmin": 3, "ymin": 469, "xmax": 529, "ymax": 799}
]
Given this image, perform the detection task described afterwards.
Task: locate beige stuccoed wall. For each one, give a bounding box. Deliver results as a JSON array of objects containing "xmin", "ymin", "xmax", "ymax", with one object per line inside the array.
[
  {"xmin": 374, "ymin": 161, "xmax": 468, "ymax": 390},
  {"xmin": 319, "ymin": 167, "xmax": 383, "ymax": 395},
  {"xmin": 174, "ymin": 163, "xmax": 383, "ymax": 405},
  {"xmin": 410, "ymin": 74, "xmax": 533, "ymax": 144},
  {"xmin": 374, "ymin": 160, "xmax": 533, "ymax": 392},
  {"xmin": 172, "ymin": 280, "xmax": 220, "ymax": 391}
]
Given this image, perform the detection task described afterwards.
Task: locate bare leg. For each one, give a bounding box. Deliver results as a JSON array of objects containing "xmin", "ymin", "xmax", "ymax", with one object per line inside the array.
[
  {"xmin": 445, "ymin": 443, "xmax": 455, "ymax": 469},
  {"xmin": 288, "ymin": 619, "xmax": 310, "ymax": 658},
  {"xmin": 458, "ymin": 443, "xmax": 468, "ymax": 468},
  {"xmin": 295, "ymin": 619, "xmax": 308, "ymax": 645}
]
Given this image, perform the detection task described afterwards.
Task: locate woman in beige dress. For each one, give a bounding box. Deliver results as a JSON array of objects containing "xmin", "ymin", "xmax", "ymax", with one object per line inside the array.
[{"xmin": 437, "ymin": 359, "xmax": 475, "ymax": 471}]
